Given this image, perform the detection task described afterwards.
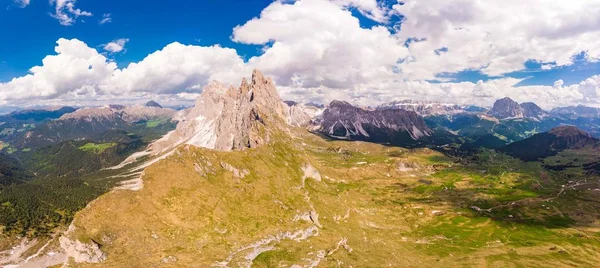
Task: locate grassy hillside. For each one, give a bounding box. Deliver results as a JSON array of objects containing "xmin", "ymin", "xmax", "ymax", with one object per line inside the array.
[
  {"xmin": 0, "ymin": 124, "xmax": 175, "ymax": 237},
  {"xmin": 67, "ymin": 129, "xmax": 600, "ymax": 267}
]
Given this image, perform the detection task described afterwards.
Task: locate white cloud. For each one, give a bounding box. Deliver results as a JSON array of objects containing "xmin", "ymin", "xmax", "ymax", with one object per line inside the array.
[
  {"xmin": 50, "ymin": 0, "xmax": 93, "ymax": 26},
  {"xmin": 0, "ymin": 38, "xmax": 116, "ymax": 102},
  {"xmin": 233, "ymin": 0, "xmax": 408, "ymax": 90},
  {"xmin": 109, "ymin": 43, "xmax": 248, "ymax": 94},
  {"xmin": 0, "ymin": 39, "xmax": 248, "ymax": 105},
  {"xmin": 332, "ymin": 0, "xmax": 390, "ymax": 23},
  {"xmin": 103, "ymin": 38, "xmax": 129, "ymax": 53},
  {"xmin": 392, "ymin": 0, "xmax": 600, "ymax": 79},
  {"xmin": 2, "ymin": 0, "xmax": 600, "ymax": 111},
  {"xmin": 13, "ymin": 0, "xmax": 30, "ymax": 8},
  {"xmin": 99, "ymin": 13, "xmax": 112, "ymax": 24}
]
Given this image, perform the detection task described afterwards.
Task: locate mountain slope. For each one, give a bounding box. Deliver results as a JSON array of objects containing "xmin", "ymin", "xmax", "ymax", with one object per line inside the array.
[
  {"xmin": 7, "ymin": 105, "xmax": 176, "ymax": 148},
  {"xmin": 0, "ymin": 154, "xmax": 33, "ymax": 188},
  {"xmin": 62, "ymin": 128, "xmax": 600, "ymax": 267},
  {"xmin": 520, "ymin": 102, "xmax": 549, "ymax": 119},
  {"xmin": 10, "ymin": 72, "xmax": 600, "ymax": 267},
  {"xmin": 500, "ymin": 126, "xmax": 599, "ymax": 161}
]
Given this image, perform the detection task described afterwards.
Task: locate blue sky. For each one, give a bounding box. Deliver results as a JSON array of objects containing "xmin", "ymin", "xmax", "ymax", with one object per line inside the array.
[
  {"xmin": 0, "ymin": 0, "xmax": 599, "ymax": 109},
  {"xmin": 0, "ymin": 0, "xmax": 272, "ymax": 81},
  {"xmin": 2, "ymin": 0, "xmax": 597, "ymax": 86}
]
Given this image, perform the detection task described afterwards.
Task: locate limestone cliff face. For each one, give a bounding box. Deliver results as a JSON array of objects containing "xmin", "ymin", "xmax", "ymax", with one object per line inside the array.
[
  {"xmin": 312, "ymin": 100, "xmax": 432, "ymax": 141},
  {"xmin": 149, "ymin": 70, "xmax": 289, "ymax": 153}
]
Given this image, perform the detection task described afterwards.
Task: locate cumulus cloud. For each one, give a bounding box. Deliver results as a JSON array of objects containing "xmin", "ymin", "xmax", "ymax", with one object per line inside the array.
[
  {"xmin": 2, "ymin": 0, "xmax": 600, "ymax": 110},
  {"xmin": 109, "ymin": 43, "xmax": 248, "ymax": 94},
  {"xmin": 392, "ymin": 0, "xmax": 600, "ymax": 79},
  {"xmin": 50, "ymin": 0, "xmax": 93, "ymax": 26},
  {"xmin": 13, "ymin": 0, "xmax": 30, "ymax": 8},
  {"xmin": 99, "ymin": 13, "xmax": 112, "ymax": 24},
  {"xmin": 103, "ymin": 38, "xmax": 129, "ymax": 53},
  {"xmin": 0, "ymin": 38, "xmax": 116, "ymax": 102},
  {"xmin": 332, "ymin": 0, "xmax": 391, "ymax": 23},
  {"xmin": 233, "ymin": 0, "xmax": 408, "ymax": 90},
  {"xmin": 0, "ymin": 39, "xmax": 248, "ymax": 105}
]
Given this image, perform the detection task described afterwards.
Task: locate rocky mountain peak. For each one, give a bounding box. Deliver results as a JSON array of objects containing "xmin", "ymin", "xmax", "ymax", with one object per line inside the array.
[
  {"xmin": 489, "ymin": 97, "xmax": 524, "ymax": 119},
  {"xmin": 148, "ymin": 70, "xmax": 290, "ymax": 153},
  {"xmin": 328, "ymin": 100, "xmax": 352, "ymax": 108},
  {"xmin": 145, "ymin": 100, "xmax": 163, "ymax": 108},
  {"xmin": 312, "ymin": 100, "xmax": 432, "ymax": 144},
  {"xmin": 285, "ymin": 101, "xmax": 324, "ymax": 127},
  {"xmin": 520, "ymin": 102, "xmax": 548, "ymax": 119}
]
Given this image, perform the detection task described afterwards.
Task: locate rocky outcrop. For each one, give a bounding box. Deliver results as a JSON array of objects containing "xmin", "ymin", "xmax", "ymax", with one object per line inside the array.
[
  {"xmin": 312, "ymin": 100, "xmax": 432, "ymax": 142},
  {"xmin": 148, "ymin": 70, "xmax": 289, "ymax": 153},
  {"xmin": 59, "ymin": 236, "xmax": 106, "ymax": 264},
  {"xmin": 285, "ymin": 101, "xmax": 323, "ymax": 127},
  {"xmin": 520, "ymin": 102, "xmax": 549, "ymax": 119},
  {"xmin": 489, "ymin": 98, "xmax": 549, "ymax": 120},
  {"xmin": 489, "ymin": 97, "xmax": 524, "ymax": 119}
]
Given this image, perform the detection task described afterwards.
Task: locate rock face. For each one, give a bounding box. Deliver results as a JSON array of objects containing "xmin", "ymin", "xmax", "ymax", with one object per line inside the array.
[
  {"xmin": 312, "ymin": 100, "xmax": 432, "ymax": 142},
  {"xmin": 285, "ymin": 101, "xmax": 323, "ymax": 127},
  {"xmin": 377, "ymin": 100, "xmax": 469, "ymax": 116},
  {"xmin": 500, "ymin": 126, "xmax": 598, "ymax": 161},
  {"xmin": 489, "ymin": 98, "xmax": 549, "ymax": 120},
  {"xmin": 520, "ymin": 102, "xmax": 549, "ymax": 119},
  {"xmin": 59, "ymin": 236, "xmax": 106, "ymax": 264},
  {"xmin": 489, "ymin": 97, "xmax": 524, "ymax": 119},
  {"xmin": 149, "ymin": 70, "xmax": 289, "ymax": 153}
]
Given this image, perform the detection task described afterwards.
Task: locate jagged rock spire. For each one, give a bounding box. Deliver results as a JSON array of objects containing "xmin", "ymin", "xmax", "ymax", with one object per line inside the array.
[{"xmin": 147, "ymin": 69, "xmax": 289, "ymax": 153}]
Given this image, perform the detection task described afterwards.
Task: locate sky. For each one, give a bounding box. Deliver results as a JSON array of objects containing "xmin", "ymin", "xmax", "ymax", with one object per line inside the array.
[{"xmin": 0, "ymin": 0, "xmax": 599, "ymax": 110}]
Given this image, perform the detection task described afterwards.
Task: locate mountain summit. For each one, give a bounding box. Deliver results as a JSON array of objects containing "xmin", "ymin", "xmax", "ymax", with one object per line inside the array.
[
  {"xmin": 489, "ymin": 97, "xmax": 548, "ymax": 120},
  {"xmin": 312, "ymin": 100, "xmax": 432, "ymax": 143},
  {"xmin": 489, "ymin": 97, "xmax": 524, "ymax": 119},
  {"xmin": 520, "ymin": 102, "xmax": 548, "ymax": 119},
  {"xmin": 148, "ymin": 70, "xmax": 289, "ymax": 153},
  {"xmin": 145, "ymin": 100, "xmax": 163, "ymax": 108}
]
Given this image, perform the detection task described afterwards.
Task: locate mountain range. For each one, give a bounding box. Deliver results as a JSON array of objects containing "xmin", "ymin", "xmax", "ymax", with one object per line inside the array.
[{"xmin": 2, "ymin": 71, "xmax": 600, "ymax": 267}]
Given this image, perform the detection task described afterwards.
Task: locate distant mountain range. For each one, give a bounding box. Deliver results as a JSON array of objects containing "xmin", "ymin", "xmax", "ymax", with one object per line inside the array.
[
  {"xmin": 306, "ymin": 97, "xmax": 600, "ymax": 149},
  {"xmin": 377, "ymin": 100, "xmax": 477, "ymax": 116},
  {"xmin": 4, "ymin": 71, "xmax": 600, "ymax": 267},
  {"xmin": 0, "ymin": 101, "xmax": 178, "ymax": 182}
]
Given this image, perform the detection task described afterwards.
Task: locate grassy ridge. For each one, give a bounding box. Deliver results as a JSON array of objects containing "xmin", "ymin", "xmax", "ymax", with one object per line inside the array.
[
  {"xmin": 67, "ymin": 129, "xmax": 600, "ymax": 267},
  {"xmin": 78, "ymin": 143, "xmax": 117, "ymax": 154}
]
